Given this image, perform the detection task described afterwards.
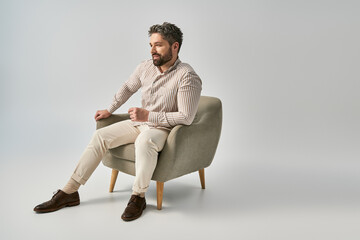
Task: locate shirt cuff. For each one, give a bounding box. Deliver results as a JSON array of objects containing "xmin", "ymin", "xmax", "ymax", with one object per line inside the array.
[
  {"xmin": 107, "ymin": 105, "xmax": 116, "ymax": 114},
  {"xmin": 148, "ymin": 111, "xmax": 159, "ymax": 124}
]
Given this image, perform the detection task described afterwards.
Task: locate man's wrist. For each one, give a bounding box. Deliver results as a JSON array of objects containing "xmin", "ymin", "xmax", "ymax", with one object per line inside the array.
[
  {"xmin": 107, "ymin": 107, "xmax": 115, "ymax": 114},
  {"xmin": 147, "ymin": 111, "xmax": 158, "ymax": 123}
]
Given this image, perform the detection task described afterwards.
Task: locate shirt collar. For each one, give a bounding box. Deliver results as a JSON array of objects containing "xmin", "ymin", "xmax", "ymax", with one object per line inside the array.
[{"xmin": 168, "ymin": 58, "xmax": 181, "ymax": 72}]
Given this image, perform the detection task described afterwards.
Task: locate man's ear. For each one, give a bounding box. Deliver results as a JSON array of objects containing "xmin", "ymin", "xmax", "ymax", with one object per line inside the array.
[{"xmin": 173, "ymin": 42, "xmax": 179, "ymax": 51}]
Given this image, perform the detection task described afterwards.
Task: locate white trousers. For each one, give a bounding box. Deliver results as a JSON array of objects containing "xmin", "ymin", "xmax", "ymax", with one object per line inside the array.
[{"xmin": 71, "ymin": 120, "xmax": 169, "ymax": 193}]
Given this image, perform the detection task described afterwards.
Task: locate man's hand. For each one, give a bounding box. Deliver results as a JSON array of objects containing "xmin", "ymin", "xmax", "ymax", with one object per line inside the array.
[
  {"xmin": 94, "ymin": 109, "xmax": 111, "ymax": 121},
  {"xmin": 128, "ymin": 107, "xmax": 149, "ymax": 122}
]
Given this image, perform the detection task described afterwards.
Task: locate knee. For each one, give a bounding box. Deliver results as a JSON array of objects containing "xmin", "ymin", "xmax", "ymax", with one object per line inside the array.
[
  {"xmin": 91, "ymin": 129, "xmax": 107, "ymax": 148},
  {"xmin": 135, "ymin": 135, "xmax": 159, "ymax": 152},
  {"xmin": 92, "ymin": 129, "xmax": 102, "ymax": 140}
]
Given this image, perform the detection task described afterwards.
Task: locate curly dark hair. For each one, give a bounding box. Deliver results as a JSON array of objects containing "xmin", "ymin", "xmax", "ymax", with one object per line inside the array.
[{"xmin": 148, "ymin": 22, "xmax": 183, "ymax": 53}]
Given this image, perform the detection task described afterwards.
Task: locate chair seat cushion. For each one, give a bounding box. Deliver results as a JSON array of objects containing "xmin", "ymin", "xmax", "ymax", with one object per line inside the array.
[{"xmin": 109, "ymin": 144, "xmax": 135, "ymax": 162}]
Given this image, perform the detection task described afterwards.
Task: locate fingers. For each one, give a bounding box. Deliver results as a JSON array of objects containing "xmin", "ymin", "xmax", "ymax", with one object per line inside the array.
[
  {"xmin": 128, "ymin": 107, "xmax": 135, "ymax": 114},
  {"xmin": 128, "ymin": 107, "xmax": 148, "ymax": 122},
  {"xmin": 95, "ymin": 109, "xmax": 112, "ymax": 121},
  {"xmin": 95, "ymin": 110, "xmax": 104, "ymax": 121},
  {"xmin": 94, "ymin": 111, "xmax": 100, "ymax": 120},
  {"xmin": 129, "ymin": 110, "xmax": 134, "ymax": 121},
  {"xmin": 128, "ymin": 107, "xmax": 137, "ymax": 121}
]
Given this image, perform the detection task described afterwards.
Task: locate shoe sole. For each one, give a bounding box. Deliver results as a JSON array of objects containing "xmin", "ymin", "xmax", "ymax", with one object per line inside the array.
[
  {"xmin": 121, "ymin": 204, "xmax": 146, "ymax": 221},
  {"xmin": 34, "ymin": 200, "xmax": 80, "ymax": 213}
]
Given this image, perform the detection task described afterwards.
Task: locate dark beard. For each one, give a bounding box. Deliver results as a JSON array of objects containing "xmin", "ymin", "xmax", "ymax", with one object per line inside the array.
[{"xmin": 152, "ymin": 49, "xmax": 172, "ymax": 66}]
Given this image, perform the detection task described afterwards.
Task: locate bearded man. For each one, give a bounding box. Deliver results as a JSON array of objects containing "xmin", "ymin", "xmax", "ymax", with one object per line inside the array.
[{"xmin": 34, "ymin": 22, "xmax": 202, "ymax": 221}]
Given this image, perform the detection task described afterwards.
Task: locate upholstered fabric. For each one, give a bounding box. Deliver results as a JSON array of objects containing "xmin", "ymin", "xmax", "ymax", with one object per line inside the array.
[{"xmin": 97, "ymin": 96, "xmax": 222, "ymax": 182}]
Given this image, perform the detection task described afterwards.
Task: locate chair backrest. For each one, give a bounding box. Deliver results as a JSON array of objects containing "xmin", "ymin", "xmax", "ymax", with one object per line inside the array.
[
  {"xmin": 193, "ymin": 96, "xmax": 223, "ymax": 128},
  {"xmin": 194, "ymin": 96, "xmax": 223, "ymax": 166}
]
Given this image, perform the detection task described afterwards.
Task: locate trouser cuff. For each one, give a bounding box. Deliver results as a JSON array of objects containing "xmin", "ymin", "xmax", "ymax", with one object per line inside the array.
[
  {"xmin": 71, "ymin": 173, "xmax": 87, "ymax": 185},
  {"xmin": 132, "ymin": 185, "xmax": 149, "ymax": 194}
]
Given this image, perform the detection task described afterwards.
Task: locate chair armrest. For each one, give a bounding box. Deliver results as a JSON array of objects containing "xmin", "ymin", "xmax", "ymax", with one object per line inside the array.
[
  {"xmin": 154, "ymin": 113, "xmax": 222, "ymax": 181},
  {"xmin": 96, "ymin": 113, "xmax": 130, "ymax": 129}
]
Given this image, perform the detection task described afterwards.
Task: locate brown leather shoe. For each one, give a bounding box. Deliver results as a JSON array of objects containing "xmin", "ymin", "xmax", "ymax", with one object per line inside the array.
[
  {"xmin": 33, "ymin": 190, "xmax": 80, "ymax": 213},
  {"xmin": 121, "ymin": 195, "xmax": 146, "ymax": 221}
]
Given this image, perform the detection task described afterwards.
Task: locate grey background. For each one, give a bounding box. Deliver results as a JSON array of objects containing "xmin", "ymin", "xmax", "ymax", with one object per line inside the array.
[{"xmin": 1, "ymin": 0, "xmax": 359, "ymax": 239}]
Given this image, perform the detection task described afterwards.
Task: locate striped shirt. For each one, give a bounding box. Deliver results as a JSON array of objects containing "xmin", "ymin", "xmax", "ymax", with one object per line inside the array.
[{"xmin": 107, "ymin": 58, "xmax": 202, "ymax": 130}]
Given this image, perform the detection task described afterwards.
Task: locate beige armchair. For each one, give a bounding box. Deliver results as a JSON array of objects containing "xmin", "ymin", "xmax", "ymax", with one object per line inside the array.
[{"xmin": 96, "ymin": 96, "xmax": 222, "ymax": 210}]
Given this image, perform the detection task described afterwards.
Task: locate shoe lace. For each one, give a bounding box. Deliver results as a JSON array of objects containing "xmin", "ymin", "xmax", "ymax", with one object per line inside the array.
[{"xmin": 128, "ymin": 195, "xmax": 144, "ymax": 207}]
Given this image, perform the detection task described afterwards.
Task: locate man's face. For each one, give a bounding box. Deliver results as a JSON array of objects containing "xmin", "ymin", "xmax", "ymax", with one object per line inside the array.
[{"xmin": 150, "ymin": 33, "xmax": 173, "ymax": 67}]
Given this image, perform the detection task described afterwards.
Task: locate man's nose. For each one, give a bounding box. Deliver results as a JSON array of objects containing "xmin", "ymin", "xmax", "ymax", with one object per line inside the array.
[{"xmin": 150, "ymin": 46, "xmax": 156, "ymax": 54}]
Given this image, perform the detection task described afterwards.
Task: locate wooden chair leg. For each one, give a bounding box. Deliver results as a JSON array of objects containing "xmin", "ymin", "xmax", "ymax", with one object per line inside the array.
[
  {"xmin": 109, "ymin": 169, "xmax": 119, "ymax": 192},
  {"xmin": 156, "ymin": 181, "xmax": 164, "ymax": 210},
  {"xmin": 199, "ymin": 168, "xmax": 205, "ymax": 189}
]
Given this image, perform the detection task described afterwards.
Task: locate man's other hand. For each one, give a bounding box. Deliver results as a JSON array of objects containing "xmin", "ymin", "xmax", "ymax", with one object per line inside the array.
[
  {"xmin": 128, "ymin": 107, "xmax": 149, "ymax": 122},
  {"xmin": 94, "ymin": 110, "xmax": 111, "ymax": 121}
]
